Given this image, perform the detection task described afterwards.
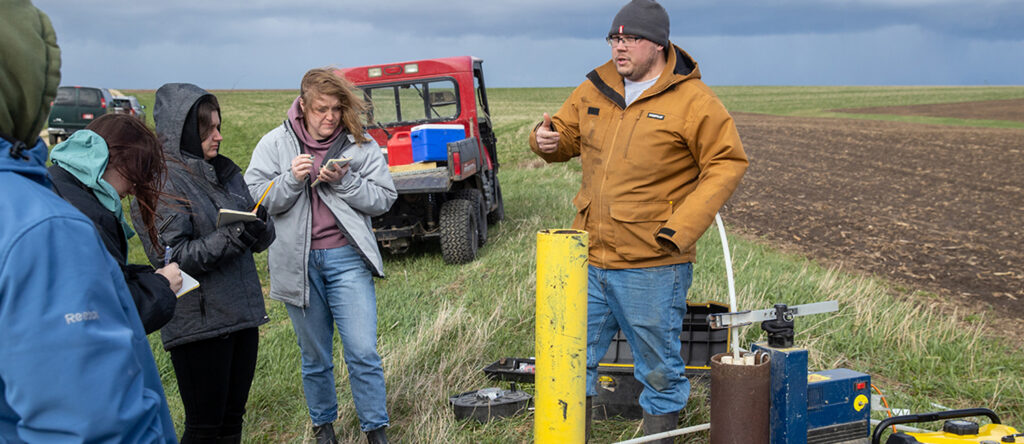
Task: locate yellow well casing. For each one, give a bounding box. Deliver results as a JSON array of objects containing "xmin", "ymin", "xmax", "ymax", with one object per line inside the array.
[{"xmin": 534, "ymin": 229, "xmax": 589, "ymax": 444}]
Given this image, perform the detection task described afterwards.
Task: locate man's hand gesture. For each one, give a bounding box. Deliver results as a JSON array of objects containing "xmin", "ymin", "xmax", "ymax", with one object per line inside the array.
[{"xmin": 535, "ymin": 113, "xmax": 560, "ymax": 153}]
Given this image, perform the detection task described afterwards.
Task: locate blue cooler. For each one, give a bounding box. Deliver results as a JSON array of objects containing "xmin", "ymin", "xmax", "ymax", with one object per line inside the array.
[{"xmin": 410, "ymin": 124, "xmax": 466, "ymax": 162}]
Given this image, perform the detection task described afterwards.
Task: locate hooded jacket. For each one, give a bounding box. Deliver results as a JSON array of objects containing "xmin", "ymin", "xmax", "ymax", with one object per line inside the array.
[
  {"xmin": 48, "ymin": 131, "xmax": 176, "ymax": 334},
  {"xmin": 132, "ymin": 83, "xmax": 274, "ymax": 350},
  {"xmin": 529, "ymin": 44, "xmax": 748, "ymax": 269},
  {"xmin": 1, "ymin": 3, "xmax": 175, "ymax": 440},
  {"xmin": 0, "ymin": 0, "xmax": 60, "ymax": 146},
  {"xmin": 244, "ymin": 118, "xmax": 396, "ymax": 308}
]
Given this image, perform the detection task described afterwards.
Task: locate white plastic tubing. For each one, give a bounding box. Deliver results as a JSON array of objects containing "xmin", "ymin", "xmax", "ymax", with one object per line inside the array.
[
  {"xmin": 714, "ymin": 212, "xmax": 741, "ymax": 361},
  {"xmin": 611, "ymin": 423, "xmax": 711, "ymax": 444}
]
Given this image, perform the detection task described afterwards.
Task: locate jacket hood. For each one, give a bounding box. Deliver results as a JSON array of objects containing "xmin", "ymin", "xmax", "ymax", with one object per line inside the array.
[
  {"xmin": 0, "ymin": 0, "xmax": 62, "ymax": 145},
  {"xmin": 1, "ymin": 135, "xmax": 51, "ymax": 188},
  {"xmin": 49, "ymin": 130, "xmax": 135, "ymax": 239},
  {"xmin": 586, "ymin": 43, "xmax": 700, "ymax": 109},
  {"xmin": 153, "ymin": 83, "xmax": 213, "ymax": 160},
  {"xmin": 50, "ymin": 130, "xmax": 111, "ymax": 185}
]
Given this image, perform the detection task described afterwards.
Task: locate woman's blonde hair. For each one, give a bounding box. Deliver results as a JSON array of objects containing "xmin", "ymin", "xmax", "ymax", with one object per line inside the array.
[{"xmin": 300, "ymin": 68, "xmax": 369, "ymax": 144}]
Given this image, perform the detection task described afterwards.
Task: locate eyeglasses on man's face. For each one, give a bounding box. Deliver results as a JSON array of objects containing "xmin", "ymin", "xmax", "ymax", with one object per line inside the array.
[{"xmin": 606, "ymin": 35, "xmax": 643, "ymax": 48}]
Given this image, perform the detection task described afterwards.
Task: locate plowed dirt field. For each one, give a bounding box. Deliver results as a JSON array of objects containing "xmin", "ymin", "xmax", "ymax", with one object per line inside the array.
[{"xmin": 722, "ymin": 101, "xmax": 1023, "ymax": 322}]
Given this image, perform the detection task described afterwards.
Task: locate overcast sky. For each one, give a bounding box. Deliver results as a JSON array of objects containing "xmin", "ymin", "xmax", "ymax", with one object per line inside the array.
[{"xmin": 33, "ymin": 0, "xmax": 1024, "ymax": 89}]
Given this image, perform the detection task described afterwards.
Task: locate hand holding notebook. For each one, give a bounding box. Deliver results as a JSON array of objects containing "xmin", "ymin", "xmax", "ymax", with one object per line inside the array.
[
  {"xmin": 216, "ymin": 181, "xmax": 273, "ymax": 227},
  {"xmin": 311, "ymin": 157, "xmax": 351, "ymax": 187}
]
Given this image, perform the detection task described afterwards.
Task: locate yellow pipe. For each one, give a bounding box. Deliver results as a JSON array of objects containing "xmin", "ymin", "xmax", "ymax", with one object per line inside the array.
[{"xmin": 535, "ymin": 229, "xmax": 589, "ymax": 444}]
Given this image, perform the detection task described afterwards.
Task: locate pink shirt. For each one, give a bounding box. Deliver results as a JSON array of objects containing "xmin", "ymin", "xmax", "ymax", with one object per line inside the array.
[{"xmin": 288, "ymin": 97, "xmax": 348, "ymax": 251}]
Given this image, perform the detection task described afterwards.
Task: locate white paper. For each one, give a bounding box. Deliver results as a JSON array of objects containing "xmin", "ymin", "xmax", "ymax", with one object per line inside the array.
[{"xmin": 176, "ymin": 270, "xmax": 200, "ymax": 298}]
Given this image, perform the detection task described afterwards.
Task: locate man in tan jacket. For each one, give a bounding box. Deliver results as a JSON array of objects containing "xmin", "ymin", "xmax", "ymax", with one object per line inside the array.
[{"xmin": 530, "ymin": 0, "xmax": 748, "ymax": 440}]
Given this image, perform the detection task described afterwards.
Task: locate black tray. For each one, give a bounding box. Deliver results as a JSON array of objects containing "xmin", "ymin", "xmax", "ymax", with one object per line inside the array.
[
  {"xmin": 449, "ymin": 387, "xmax": 532, "ymax": 423},
  {"xmin": 483, "ymin": 357, "xmax": 536, "ymax": 383}
]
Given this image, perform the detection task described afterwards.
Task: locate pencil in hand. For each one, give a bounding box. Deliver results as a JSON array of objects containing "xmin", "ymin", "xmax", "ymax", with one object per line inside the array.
[{"xmin": 253, "ymin": 181, "xmax": 273, "ymax": 212}]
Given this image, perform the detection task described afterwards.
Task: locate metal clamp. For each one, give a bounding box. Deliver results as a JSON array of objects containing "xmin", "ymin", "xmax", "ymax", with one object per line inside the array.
[{"xmin": 708, "ymin": 301, "xmax": 838, "ymax": 329}]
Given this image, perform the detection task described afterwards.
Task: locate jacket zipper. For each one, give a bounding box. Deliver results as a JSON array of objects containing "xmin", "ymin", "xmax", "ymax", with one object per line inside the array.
[
  {"xmin": 199, "ymin": 293, "xmax": 207, "ymax": 321},
  {"xmin": 288, "ymin": 123, "xmax": 314, "ymax": 309},
  {"xmin": 596, "ymin": 112, "xmax": 629, "ymax": 266}
]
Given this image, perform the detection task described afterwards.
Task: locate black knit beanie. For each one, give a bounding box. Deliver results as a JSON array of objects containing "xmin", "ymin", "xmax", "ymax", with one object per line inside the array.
[{"xmin": 608, "ymin": 0, "xmax": 670, "ymax": 48}]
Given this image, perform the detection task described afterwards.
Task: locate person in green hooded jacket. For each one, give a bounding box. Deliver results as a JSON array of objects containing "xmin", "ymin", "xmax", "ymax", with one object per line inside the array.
[
  {"xmin": 1, "ymin": 0, "xmax": 177, "ymax": 441},
  {"xmin": 48, "ymin": 113, "xmax": 182, "ymax": 334}
]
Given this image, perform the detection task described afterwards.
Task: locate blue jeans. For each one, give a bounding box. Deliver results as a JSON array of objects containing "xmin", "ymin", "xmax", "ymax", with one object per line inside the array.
[
  {"xmin": 285, "ymin": 245, "xmax": 389, "ymax": 431},
  {"xmin": 586, "ymin": 263, "xmax": 693, "ymax": 415}
]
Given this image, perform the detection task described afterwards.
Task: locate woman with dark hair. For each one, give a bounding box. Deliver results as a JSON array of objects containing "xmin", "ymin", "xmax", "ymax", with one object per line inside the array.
[
  {"xmin": 132, "ymin": 83, "xmax": 274, "ymax": 444},
  {"xmin": 49, "ymin": 112, "xmax": 181, "ymax": 334}
]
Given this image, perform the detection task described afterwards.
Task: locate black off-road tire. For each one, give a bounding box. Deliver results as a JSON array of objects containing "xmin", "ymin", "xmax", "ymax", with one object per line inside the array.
[
  {"xmin": 452, "ymin": 188, "xmax": 487, "ymax": 246},
  {"xmin": 486, "ymin": 179, "xmax": 504, "ymax": 225},
  {"xmin": 48, "ymin": 134, "xmax": 58, "ymax": 146},
  {"xmin": 439, "ymin": 198, "xmax": 479, "ymax": 264}
]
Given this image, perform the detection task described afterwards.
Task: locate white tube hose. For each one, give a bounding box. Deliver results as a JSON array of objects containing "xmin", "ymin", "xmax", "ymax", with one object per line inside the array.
[{"xmin": 714, "ymin": 212, "xmax": 741, "ymax": 360}]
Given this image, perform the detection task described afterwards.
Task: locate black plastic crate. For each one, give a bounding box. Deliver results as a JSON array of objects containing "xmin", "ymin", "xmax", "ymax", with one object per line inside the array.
[
  {"xmin": 595, "ymin": 301, "xmax": 729, "ymax": 419},
  {"xmin": 599, "ymin": 301, "xmax": 729, "ymax": 371},
  {"xmin": 483, "ymin": 357, "xmax": 536, "ymax": 383}
]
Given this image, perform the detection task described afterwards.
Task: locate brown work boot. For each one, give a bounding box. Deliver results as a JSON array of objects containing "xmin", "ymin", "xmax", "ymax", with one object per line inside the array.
[
  {"xmin": 642, "ymin": 410, "xmax": 679, "ymax": 444},
  {"xmin": 312, "ymin": 422, "xmax": 337, "ymax": 444},
  {"xmin": 366, "ymin": 426, "xmax": 388, "ymax": 444}
]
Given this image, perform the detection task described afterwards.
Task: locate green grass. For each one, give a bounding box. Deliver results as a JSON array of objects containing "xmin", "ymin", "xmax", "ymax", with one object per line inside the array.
[
  {"xmin": 715, "ymin": 85, "xmax": 1024, "ymax": 129},
  {"xmin": 116, "ymin": 86, "xmax": 1024, "ymax": 443}
]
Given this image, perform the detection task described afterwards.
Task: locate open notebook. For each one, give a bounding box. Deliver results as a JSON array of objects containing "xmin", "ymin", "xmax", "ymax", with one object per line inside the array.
[
  {"xmin": 176, "ymin": 270, "xmax": 200, "ymax": 298},
  {"xmin": 216, "ymin": 209, "xmax": 258, "ymax": 227}
]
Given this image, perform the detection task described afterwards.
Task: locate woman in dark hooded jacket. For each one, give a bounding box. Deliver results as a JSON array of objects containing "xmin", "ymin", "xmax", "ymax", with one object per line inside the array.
[
  {"xmin": 132, "ymin": 83, "xmax": 275, "ymax": 443},
  {"xmin": 49, "ymin": 113, "xmax": 181, "ymax": 334}
]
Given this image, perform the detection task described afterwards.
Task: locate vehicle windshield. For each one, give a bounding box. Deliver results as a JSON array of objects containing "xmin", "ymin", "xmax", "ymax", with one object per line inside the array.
[{"xmin": 361, "ymin": 78, "xmax": 458, "ymax": 127}]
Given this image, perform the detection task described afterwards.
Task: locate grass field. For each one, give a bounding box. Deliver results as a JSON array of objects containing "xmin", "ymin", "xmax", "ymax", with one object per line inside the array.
[{"xmin": 118, "ymin": 85, "xmax": 1024, "ymax": 443}]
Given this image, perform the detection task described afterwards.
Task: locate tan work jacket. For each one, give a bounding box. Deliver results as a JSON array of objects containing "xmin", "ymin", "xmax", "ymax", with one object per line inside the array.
[{"xmin": 530, "ymin": 44, "xmax": 748, "ymax": 269}]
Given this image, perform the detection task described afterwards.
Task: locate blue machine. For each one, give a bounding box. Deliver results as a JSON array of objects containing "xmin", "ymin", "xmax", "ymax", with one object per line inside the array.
[
  {"xmin": 713, "ymin": 302, "xmax": 870, "ymax": 444},
  {"xmin": 807, "ymin": 368, "xmax": 871, "ymax": 443},
  {"xmin": 751, "ymin": 344, "xmax": 871, "ymax": 444}
]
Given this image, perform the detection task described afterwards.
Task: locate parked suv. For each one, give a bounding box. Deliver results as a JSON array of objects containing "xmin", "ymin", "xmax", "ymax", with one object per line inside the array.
[
  {"xmin": 47, "ymin": 86, "xmax": 116, "ymax": 145},
  {"xmin": 111, "ymin": 96, "xmax": 146, "ymax": 123}
]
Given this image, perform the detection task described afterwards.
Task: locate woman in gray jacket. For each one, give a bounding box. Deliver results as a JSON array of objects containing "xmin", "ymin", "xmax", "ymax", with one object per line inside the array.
[
  {"xmin": 244, "ymin": 68, "xmax": 395, "ymax": 444},
  {"xmin": 133, "ymin": 83, "xmax": 275, "ymax": 443}
]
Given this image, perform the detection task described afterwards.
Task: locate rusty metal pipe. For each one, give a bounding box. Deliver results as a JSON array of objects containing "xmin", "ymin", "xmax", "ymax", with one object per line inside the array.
[{"xmin": 710, "ymin": 352, "xmax": 771, "ymax": 443}]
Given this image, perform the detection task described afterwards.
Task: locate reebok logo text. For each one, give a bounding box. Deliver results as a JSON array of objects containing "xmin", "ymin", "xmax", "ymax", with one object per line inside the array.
[{"xmin": 65, "ymin": 311, "xmax": 99, "ymax": 324}]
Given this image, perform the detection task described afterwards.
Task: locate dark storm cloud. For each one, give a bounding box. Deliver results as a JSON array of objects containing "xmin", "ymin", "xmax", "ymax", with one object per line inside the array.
[
  {"xmin": 316, "ymin": 1, "xmax": 1024, "ymax": 41},
  {"xmin": 42, "ymin": 1, "xmax": 1024, "ymax": 47},
  {"xmin": 661, "ymin": 2, "xmax": 1024, "ymax": 41},
  {"xmin": 30, "ymin": 0, "xmax": 1024, "ymax": 87}
]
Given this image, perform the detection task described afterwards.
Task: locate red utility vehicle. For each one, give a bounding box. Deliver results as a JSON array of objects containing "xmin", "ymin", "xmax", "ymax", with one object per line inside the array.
[{"xmin": 336, "ymin": 56, "xmax": 504, "ymax": 264}]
